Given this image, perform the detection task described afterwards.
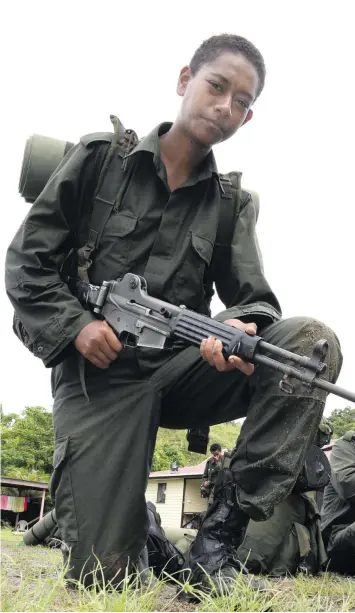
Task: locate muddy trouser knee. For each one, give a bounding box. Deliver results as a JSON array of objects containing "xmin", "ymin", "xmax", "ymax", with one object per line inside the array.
[
  {"xmin": 231, "ymin": 317, "xmax": 342, "ymax": 519},
  {"xmin": 156, "ymin": 316, "xmax": 343, "ymax": 521},
  {"xmin": 150, "ymin": 316, "xmax": 342, "ymax": 586}
]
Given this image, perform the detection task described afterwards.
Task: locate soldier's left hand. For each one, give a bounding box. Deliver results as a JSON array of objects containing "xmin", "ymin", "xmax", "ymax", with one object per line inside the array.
[{"xmin": 200, "ymin": 319, "xmax": 257, "ymax": 375}]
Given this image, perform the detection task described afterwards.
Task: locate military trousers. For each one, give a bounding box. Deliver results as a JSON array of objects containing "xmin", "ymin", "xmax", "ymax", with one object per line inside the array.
[
  {"xmin": 327, "ymin": 522, "xmax": 355, "ymax": 575},
  {"xmin": 50, "ymin": 315, "xmax": 342, "ymax": 585}
]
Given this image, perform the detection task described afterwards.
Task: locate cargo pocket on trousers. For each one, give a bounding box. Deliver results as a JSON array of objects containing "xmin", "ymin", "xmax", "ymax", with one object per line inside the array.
[{"xmin": 50, "ymin": 437, "xmax": 78, "ymax": 543}]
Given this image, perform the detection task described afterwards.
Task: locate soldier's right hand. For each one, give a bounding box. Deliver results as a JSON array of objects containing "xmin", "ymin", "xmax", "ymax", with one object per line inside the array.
[{"xmin": 74, "ymin": 321, "xmax": 123, "ymax": 369}]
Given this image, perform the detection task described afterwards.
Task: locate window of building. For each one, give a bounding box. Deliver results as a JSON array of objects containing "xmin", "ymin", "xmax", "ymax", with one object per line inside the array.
[{"xmin": 156, "ymin": 482, "xmax": 167, "ymax": 504}]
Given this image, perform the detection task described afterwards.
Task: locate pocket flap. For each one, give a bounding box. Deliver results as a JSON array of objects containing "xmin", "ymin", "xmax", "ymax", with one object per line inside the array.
[
  {"xmin": 53, "ymin": 437, "xmax": 70, "ymax": 469},
  {"xmin": 191, "ymin": 233, "xmax": 213, "ymax": 266},
  {"xmin": 294, "ymin": 522, "xmax": 311, "ymax": 558},
  {"xmin": 108, "ymin": 212, "xmax": 138, "ymax": 237}
]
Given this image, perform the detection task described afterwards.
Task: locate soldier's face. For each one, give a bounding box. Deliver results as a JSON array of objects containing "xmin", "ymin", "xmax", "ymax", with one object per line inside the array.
[
  {"xmin": 212, "ymin": 452, "xmax": 221, "ymax": 462},
  {"xmin": 177, "ymin": 52, "xmax": 258, "ymax": 147}
]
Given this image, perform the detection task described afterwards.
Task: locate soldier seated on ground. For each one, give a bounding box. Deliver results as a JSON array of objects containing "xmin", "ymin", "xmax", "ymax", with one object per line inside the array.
[
  {"xmin": 186, "ymin": 420, "xmax": 332, "ymax": 584},
  {"xmin": 200, "ymin": 443, "xmax": 224, "ymax": 500},
  {"xmin": 321, "ymin": 430, "xmax": 355, "ymax": 576}
]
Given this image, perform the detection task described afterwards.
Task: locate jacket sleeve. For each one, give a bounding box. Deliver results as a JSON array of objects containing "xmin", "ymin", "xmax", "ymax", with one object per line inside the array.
[
  {"xmin": 5, "ymin": 141, "xmax": 106, "ymax": 368},
  {"xmin": 213, "ymin": 191, "xmax": 282, "ymax": 329},
  {"xmin": 330, "ymin": 437, "xmax": 355, "ymax": 508},
  {"xmin": 202, "ymin": 460, "xmax": 209, "ymax": 482}
]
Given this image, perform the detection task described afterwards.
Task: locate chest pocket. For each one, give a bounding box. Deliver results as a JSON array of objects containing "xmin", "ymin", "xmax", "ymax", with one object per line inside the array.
[
  {"xmin": 174, "ymin": 232, "xmax": 213, "ymax": 309},
  {"xmin": 91, "ymin": 211, "xmax": 138, "ymax": 282}
]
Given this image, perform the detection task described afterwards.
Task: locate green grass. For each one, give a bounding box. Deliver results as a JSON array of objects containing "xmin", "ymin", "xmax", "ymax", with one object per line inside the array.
[{"xmin": 1, "ymin": 529, "xmax": 354, "ymax": 612}]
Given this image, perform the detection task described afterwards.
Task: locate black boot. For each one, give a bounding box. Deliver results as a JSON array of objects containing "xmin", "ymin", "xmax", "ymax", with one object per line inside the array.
[{"xmin": 182, "ymin": 468, "xmax": 250, "ymax": 594}]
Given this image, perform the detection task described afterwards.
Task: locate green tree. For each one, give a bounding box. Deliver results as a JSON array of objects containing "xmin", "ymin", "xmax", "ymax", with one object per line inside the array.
[
  {"xmin": 1, "ymin": 404, "xmax": 241, "ymax": 480},
  {"xmin": 152, "ymin": 421, "xmax": 241, "ymax": 471},
  {"xmin": 328, "ymin": 406, "xmax": 355, "ymax": 438},
  {"xmin": 1, "ymin": 406, "xmax": 54, "ymax": 481}
]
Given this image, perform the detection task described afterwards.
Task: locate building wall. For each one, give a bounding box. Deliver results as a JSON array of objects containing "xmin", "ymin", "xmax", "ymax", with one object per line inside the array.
[
  {"xmin": 146, "ymin": 478, "xmax": 184, "ymax": 528},
  {"xmin": 183, "ymin": 478, "xmax": 208, "ymax": 513}
]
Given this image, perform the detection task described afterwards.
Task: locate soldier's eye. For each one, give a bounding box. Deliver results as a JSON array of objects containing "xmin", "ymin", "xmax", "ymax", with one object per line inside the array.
[
  {"xmin": 235, "ymin": 99, "xmax": 250, "ymax": 110},
  {"xmin": 209, "ymin": 81, "xmax": 223, "ymax": 93}
]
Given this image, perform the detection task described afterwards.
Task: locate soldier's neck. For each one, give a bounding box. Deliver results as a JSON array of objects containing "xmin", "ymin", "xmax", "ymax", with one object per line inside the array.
[{"xmin": 159, "ymin": 123, "xmax": 210, "ymax": 184}]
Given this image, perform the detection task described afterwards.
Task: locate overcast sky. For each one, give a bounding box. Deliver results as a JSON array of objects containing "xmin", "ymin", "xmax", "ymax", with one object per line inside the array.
[{"xmin": 1, "ymin": 0, "xmax": 354, "ymax": 417}]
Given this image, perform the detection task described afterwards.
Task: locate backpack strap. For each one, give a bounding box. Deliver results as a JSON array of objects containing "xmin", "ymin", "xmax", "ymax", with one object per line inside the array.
[
  {"xmin": 77, "ymin": 115, "xmax": 139, "ymax": 282},
  {"xmin": 216, "ymin": 171, "xmax": 260, "ymax": 247},
  {"xmin": 215, "ymin": 172, "xmax": 242, "ymax": 246}
]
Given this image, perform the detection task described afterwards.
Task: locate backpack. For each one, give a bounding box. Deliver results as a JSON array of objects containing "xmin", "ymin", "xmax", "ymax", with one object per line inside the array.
[
  {"xmin": 70, "ymin": 114, "xmax": 260, "ymax": 283},
  {"xmin": 146, "ymin": 501, "xmax": 185, "ymax": 578},
  {"xmin": 13, "ymin": 115, "xmax": 261, "ymax": 365},
  {"xmin": 293, "ymin": 444, "xmax": 331, "ymax": 493},
  {"xmin": 237, "ymin": 493, "xmax": 327, "ymax": 576}
]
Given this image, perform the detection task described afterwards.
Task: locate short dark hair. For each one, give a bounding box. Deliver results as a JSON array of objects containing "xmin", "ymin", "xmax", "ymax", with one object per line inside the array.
[
  {"xmin": 210, "ymin": 443, "xmax": 222, "ymax": 453},
  {"xmin": 190, "ymin": 33, "xmax": 266, "ymax": 100}
]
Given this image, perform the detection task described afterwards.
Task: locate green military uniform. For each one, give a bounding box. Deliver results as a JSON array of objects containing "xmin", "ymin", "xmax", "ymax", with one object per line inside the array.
[
  {"xmin": 236, "ymin": 493, "xmax": 327, "ymax": 576},
  {"xmin": 5, "ymin": 123, "xmax": 343, "ymax": 585},
  {"xmin": 321, "ymin": 431, "xmax": 355, "ymax": 575},
  {"xmin": 201, "ymin": 456, "xmax": 222, "ymax": 501}
]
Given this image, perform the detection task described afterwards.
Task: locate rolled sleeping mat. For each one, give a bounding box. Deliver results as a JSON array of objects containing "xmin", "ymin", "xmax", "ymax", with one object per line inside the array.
[
  {"xmin": 19, "ymin": 134, "xmax": 75, "ymax": 203},
  {"xmin": 23, "ymin": 509, "xmax": 57, "ymax": 546}
]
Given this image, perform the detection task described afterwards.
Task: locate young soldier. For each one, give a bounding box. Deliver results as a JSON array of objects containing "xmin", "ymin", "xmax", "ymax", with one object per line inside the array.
[
  {"xmin": 5, "ymin": 34, "xmax": 342, "ymax": 587},
  {"xmin": 201, "ymin": 443, "xmax": 224, "ymax": 501}
]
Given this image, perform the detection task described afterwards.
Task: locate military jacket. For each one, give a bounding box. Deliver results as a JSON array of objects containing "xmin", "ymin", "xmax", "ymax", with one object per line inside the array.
[
  {"xmin": 321, "ymin": 432, "xmax": 355, "ymax": 538},
  {"xmin": 202, "ymin": 457, "xmax": 222, "ymax": 485},
  {"xmin": 5, "ymin": 123, "xmax": 281, "ymax": 367}
]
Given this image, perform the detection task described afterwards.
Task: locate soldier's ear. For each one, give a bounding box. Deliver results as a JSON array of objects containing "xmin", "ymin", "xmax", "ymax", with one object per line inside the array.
[
  {"xmin": 242, "ymin": 109, "xmax": 253, "ymax": 126},
  {"xmin": 177, "ymin": 66, "xmax": 190, "ymax": 97}
]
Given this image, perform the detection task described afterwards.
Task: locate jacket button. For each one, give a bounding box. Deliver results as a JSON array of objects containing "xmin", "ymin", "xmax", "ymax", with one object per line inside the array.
[{"xmin": 37, "ymin": 345, "xmax": 44, "ymax": 353}]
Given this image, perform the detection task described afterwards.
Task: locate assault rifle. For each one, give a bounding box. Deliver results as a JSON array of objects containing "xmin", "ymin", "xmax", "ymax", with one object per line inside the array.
[{"xmin": 76, "ymin": 273, "xmax": 355, "ymax": 403}]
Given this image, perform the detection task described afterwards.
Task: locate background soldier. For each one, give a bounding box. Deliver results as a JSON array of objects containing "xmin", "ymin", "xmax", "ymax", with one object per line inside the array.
[
  {"xmin": 200, "ymin": 443, "xmax": 223, "ymax": 501},
  {"xmin": 321, "ymin": 431, "xmax": 355, "ymax": 575}
]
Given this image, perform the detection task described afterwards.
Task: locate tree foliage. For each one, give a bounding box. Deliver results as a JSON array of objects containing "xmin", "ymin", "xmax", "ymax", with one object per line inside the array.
[
  {"xmin": 1, "ymin": 406, "xmax": 241, "ymax": 480},
  {"xmin": 1, "ymin": 406, "xmax": 54, "ymax": 482},
  {"xmin": 152, "ymin": 421, "xmax": 241, "ymax": 471},
  {"xmin": 328, "ymin": 406, "xmax": 355, "ymax": 438}
]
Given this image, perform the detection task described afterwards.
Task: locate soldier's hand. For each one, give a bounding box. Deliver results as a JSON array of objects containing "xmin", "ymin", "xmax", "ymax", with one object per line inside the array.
[
  {"xmin": 200, "ymin": 319, "xmax": 256, "ymax": 375},
  {"xmin": 203, "ymin": 481, "xmax": 209, "ymax": 487},
  {"xmin": 74, "ymin": 321, "xmax": 123, "ymax": 369}
]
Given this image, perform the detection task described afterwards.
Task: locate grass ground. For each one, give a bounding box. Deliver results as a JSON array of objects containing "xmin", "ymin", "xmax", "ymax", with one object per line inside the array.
[{"xmin": 1, "ymin": 529, "xmax": 354, "ymax": 612}]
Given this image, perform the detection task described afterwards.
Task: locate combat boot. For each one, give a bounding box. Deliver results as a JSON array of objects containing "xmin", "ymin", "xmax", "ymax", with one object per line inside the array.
[{"xmin": 182, "ymin": 467, "xmax": 250, "ymax": 594}]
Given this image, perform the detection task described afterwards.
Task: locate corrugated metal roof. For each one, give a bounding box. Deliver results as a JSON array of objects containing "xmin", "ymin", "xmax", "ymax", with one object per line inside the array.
[
  {"xmin": 0, "ymin": 476, "xmax": 49, "ymax": 489},
  {"xmin": 149, "ymin": 460, "xmax": 207, "ymax": 479}
]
